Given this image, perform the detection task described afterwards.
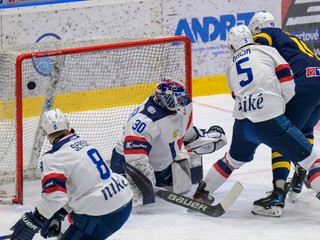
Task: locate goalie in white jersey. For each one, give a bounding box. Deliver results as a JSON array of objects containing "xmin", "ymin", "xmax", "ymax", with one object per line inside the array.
[
  {"xmin": 191, "ymin": 25, "xmax": 320, "ymax": 217},
  {"xmin": 110, "ymin": 78, "xmax": 227, "ymax": 207},
  {"xmin": 11, "ymin": 109, "xmax": 133, "ymax": 240}
]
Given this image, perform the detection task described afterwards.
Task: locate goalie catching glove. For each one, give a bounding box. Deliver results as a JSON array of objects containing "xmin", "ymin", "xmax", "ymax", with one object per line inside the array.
[{"xmin": 185, "ymin": 125, "xmax": 227, "ymax": 155}]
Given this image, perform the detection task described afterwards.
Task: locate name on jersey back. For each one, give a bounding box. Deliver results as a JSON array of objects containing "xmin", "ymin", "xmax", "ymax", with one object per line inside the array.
[{"xmin": 233, "ymin": 47, "xmax": 251, "ymax": 62}]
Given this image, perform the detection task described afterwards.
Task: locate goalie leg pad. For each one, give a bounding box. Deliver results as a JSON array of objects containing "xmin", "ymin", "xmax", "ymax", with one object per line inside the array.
[
  {"xmin": 171, "ymin": 159, "xmax": 192, "ymax": 194},
  {"xmin": 189, "ymin": 152, "xmax": 203, "ymax": 184},
  {"xmin": 123, "ymin": 160, "xmax": 156, "ymax": 207}
]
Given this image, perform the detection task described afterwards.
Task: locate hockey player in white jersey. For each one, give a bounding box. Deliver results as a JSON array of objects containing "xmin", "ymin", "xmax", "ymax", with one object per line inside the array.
[
  {"xmin": 10, "ymin": 109, "xmax": 133, "ymax": 240},
  {"xmin": 191, "ymin": 25, "xmax": 320, "ymax": 217},
  {"xmin": 110, "ymin": 78, "xmax": 227, "ymax": 207}
]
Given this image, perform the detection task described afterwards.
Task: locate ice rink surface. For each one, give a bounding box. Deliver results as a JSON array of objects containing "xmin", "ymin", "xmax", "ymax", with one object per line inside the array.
[{"xmin": 1, "ymin": 94, "xmax": 319, "ymax": 240}]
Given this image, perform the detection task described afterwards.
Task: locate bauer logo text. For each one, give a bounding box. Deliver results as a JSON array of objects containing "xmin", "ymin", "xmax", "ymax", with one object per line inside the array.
[{"xmin": 167, "ymin": 194, "xmax": 208, "ymax": 211}]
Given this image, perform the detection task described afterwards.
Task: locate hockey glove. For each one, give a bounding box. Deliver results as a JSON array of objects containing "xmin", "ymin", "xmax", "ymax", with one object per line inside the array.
[
  {"xmin": 185, "ymin": 125, "xmax": 227, "ymax": 155},
  {"xmin": 11, "ymin": 209, "xmax": 46, "ymax": 240},
  {"xmin": 40, "ymin": 208, "xmax": 68, "ymax": 239}
]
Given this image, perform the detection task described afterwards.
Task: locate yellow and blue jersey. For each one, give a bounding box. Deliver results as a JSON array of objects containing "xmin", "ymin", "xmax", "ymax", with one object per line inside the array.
[{"xmin": 253, "ymin": 27, "xmax": 320, "ymax": 86}]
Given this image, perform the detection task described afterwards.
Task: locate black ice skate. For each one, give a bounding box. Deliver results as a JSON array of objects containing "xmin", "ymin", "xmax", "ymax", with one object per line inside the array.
[
  {"xmin": 288, "ymin": 166, "xmax": 308, "ymax": 202},
  {"xmin": 291, "ymin": 166, "xmax": 307, "ymax": 193},
  {"xmin": 252, "ymin": 185, "xmax": 288, "ymax": 217},
  {"xmin": 192, "ymin": 180, "xmax": 214, "ymax": 205}
]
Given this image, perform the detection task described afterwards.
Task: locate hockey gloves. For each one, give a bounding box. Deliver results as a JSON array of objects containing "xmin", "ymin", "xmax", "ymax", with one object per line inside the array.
[
  {"xmin": 185, "ymin": 125, "xmax": 227, "ymax": 155},
  {"xmin": 11, "ymin": 209, "xmax": 45, "ymax": 240},
  {"xmin": 40, "ymin": 208, "xmax": 68, "ymax": 239}
]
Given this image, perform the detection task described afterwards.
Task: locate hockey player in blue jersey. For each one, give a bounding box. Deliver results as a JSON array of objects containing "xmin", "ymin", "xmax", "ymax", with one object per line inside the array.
[
  {"xmin": 10, "ymin": 109, "xmax": 133, "ymax": 240},
  {"xmin": 191, "ymin": 24, "xmax": 320, "ymax": 217},
  {"xmin": 249, "ymin": 11, "xmax": 320, "ymax": 215},
  {"xmin": 110, "ymin": 78, "xmax": 227, "ymax": 207}
]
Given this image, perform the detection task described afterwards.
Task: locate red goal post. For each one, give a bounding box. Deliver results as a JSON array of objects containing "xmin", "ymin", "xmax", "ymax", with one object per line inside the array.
[{"xmin": 0, "ymin": 36, "xmax": 192, "ymax": 204}]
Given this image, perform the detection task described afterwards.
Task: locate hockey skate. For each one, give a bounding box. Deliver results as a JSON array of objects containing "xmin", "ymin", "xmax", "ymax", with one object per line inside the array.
[
  {"xmin": 252, "ymin": 185, "xmax": 288, "ymax": 217},
  {"xmin": 192, "ymin": 180, "xmax": 214, "ymax": 204},
  {"xmin": 288, "ymin": 166, "xmax": 307, "ymax": 202}
]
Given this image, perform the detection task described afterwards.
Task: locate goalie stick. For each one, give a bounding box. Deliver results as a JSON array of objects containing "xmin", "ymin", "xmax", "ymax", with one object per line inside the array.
[
  {"xmin": 157, "ymin": 182, "xmax": 243, "ymax": 217},
  {"xmin": 123, "ymin": 163, "xmax": 243, "ymax": 217}
]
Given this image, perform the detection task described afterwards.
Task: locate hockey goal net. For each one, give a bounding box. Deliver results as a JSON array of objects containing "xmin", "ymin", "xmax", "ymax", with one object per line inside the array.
[{"xmin": 0, "ymin": 35, "xmax": 192, "ymax": 204}]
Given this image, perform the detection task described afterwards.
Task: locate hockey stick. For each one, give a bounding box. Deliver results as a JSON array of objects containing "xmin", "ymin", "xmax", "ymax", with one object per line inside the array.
[
  {"xmin": 0, "ymin": 234, "xmax": 11, "ymax": 239},
  {"xmin": 157, "ymin": 181, "xmax": 243, "ymax": 217},
  {"xmin": 123, "ymin": 163, "xmax": 243, "ymax": 217}
]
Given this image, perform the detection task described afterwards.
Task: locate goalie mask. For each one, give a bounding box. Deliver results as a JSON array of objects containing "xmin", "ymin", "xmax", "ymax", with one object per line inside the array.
[
  {"xmin": 249, "ymin": 11, "xmax": 276, "ymax": 35},
  {"xmin": 227, "ymin": 25, "xmax": 254, "ymax": 53},
  {"xmin": 154, "ymin": 79, "xmax": 187, "ymax": 111},
  {"xmin": 43, "ymin": 108, "xmax": 70, "ymax": 135}
]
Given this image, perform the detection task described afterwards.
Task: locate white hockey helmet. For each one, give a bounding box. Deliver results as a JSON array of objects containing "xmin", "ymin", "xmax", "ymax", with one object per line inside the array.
[
  {"xmin": 227, "ymin": 25, "xmax": 253, "ymax": 53},
  {"xmin": 249, "ymin": 11, "xmax": 276, "ymax": 35},
  {"xmin": 42, "ymin": 108, "xmax": 70, "ymax": 135}
]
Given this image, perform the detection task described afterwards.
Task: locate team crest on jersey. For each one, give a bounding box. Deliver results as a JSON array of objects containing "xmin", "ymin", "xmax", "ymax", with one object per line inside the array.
[
  {"xmin": 147, "ymin": 106, "xmax": 156, "ymax": 114},
  {"xmin": 306, "ymin": 67, "xmax": 320, "ymax": 77}
]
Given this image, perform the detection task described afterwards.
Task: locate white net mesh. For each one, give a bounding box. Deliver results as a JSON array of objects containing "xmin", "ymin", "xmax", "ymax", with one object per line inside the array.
[{"xmin": 0, "ymin": 35, "xmax": 191, "ymax": 203}]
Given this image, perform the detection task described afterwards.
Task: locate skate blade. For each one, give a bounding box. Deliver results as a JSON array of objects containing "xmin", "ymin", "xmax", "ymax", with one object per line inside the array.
[{"xmin": 251, "ymin": 205, "xmax": 282, "ymax": 217}]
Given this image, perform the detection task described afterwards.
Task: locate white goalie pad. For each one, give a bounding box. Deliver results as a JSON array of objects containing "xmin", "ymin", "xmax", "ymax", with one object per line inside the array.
[
  {"xmin": 125, "ymin": 159, "xmax": 156, "ymax": 207},
  {"xmin": 171, "ymin": 159, "xmax": 192, "ymax": 194},
  {"xmin": 185, "ymin": 134, "xmax": 227, "ymax": 155},
  {"xmin": 189, "ymin": 152, "xmax": 203, "ymax": 183}
]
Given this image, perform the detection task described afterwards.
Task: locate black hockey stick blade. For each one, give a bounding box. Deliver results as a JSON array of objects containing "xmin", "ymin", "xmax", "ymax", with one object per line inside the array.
[
  {"xmin": 0, "ymin": 234, "xmax": 11, "ymax": 239},
  {"xmin": 156, "ymin": 181, "xmax": 243, "ymax": 217},
  {"xmin": 123, "ymin": 163, "xmax": 155, "ymax": 205}
]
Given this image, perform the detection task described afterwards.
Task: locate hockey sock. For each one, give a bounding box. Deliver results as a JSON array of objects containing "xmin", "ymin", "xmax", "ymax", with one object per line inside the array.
[{"xmin": 204, "ymin": 152, "xmax": 246, "ymax": 193}]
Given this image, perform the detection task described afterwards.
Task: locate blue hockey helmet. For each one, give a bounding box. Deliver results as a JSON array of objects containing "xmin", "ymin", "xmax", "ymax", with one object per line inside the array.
[{"xmin": 154, "ymin": 78, "xmax": 187, "ymax": 111}]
